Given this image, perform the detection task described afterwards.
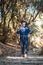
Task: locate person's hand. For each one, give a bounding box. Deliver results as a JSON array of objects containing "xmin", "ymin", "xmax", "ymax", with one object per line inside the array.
[{"xmin": 28, "ymin": 34, "xmax": 30, "ymax": 37}]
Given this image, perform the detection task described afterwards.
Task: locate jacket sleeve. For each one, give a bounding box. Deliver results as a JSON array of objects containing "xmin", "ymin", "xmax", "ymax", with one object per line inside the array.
[
  {"xmin": 17, "ymin": 28, "xmax": 21, "ymax": 34},
  {"xmin": 27, "ymin": 27, "xmax": 32, "ymax": 34}
]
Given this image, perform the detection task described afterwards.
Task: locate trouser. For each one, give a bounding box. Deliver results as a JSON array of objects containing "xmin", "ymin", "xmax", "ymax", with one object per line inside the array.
[{"xmin": 21, "ymin": 41, "xmax": 28, "ymax": 55}]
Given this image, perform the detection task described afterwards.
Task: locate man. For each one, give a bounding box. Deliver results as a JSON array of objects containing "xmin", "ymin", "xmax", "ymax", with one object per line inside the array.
[{"xmin": 17, "ymin": 20, "xmax": 32, "ymax": 58}]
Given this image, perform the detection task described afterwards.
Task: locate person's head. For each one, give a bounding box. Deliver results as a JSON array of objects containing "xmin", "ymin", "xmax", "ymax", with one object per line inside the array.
[
  {"xmin": 29, "ymin": 2, "xmax": 33, "ymax": 7},
  {"xmin": 21, "ymin": 20, "xmax": 27, "ymax": 26}
]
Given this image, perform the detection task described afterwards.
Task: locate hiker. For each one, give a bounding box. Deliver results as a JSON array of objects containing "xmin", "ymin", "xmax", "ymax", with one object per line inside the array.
[{"xmin": 17, "ymin": 20, "xmax": 32, "ymax": 58}]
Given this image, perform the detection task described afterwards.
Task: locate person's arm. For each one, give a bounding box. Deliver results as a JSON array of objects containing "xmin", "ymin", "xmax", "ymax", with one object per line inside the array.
[
  {"xmin": 27, "ymin": 27, "xmax": 33, "ymax": 34},
  {"xmin": 29, "ymin": 30, "xmax": 33, "ymax": 34},
  {"xmin": 17, "ymin": 28, "xmax": 21, "ymax": 34},
  {"xmin": 27, "ymin": 27, "xmax": 31, "ymax": 34}
]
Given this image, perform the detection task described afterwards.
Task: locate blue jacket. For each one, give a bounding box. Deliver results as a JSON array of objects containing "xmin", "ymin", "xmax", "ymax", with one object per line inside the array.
[{"xmin": 17, "ymin": 26, "xmax": 31, "ymax": 43}]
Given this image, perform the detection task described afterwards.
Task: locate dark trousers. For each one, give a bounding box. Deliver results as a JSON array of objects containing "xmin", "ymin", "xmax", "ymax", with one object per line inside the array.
[{"xmin": 21, "ymin": 41, "xmax": 28, "ymax": 55}]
